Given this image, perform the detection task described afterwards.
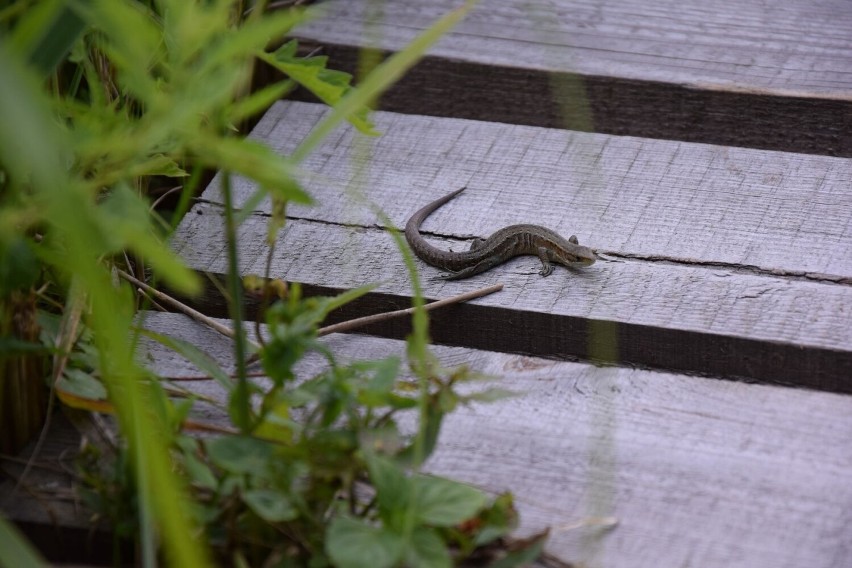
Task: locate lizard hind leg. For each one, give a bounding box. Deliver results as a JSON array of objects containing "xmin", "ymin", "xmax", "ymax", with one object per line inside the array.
[
  {"xmin": 469, "ymin": 237, "xmax": 487, "ymax": 251},
  {"xmin": 440, "ymin": 255, "xmax": 505, "ymax": 280}
]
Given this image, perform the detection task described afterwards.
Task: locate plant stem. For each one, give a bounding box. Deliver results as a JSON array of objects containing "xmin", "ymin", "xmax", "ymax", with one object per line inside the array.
[{"xmin": 221, "ymin": 172, "xmax": 250, "ymax": 433}]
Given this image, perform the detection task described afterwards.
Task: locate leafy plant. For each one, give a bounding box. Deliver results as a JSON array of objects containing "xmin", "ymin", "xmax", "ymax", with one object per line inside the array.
[
  {"xmin": 1, "ymin": 0, "xmax": 547, "ymax": 565},
  {"xmin": 76, "ymin": 282, "xmax": 533, "ymax": 566}
]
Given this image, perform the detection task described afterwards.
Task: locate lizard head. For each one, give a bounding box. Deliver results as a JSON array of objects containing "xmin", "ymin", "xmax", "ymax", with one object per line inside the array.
[{"xmin": 567, "ymin": 235, "xmax": 596, "ymax": 266}]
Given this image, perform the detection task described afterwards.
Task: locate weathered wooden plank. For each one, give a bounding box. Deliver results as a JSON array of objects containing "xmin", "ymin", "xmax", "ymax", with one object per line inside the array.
[
  {"xmin": 281, "ymin": 0, "xmax": 852, "ymax": 156},
  {"xmin": 174, "ymin": 206, "xmax": 852, "ymax": 391},
  {"xmin": 136, "ymin": 311, "xmax": 852, "ymax": 568},
  {"xmin": 175, "ymin": 101, "xmax": 852, "ymax": 389},
  {"xmin": 207, "ymin": 101, "xmax": 852, "ymax": 281}
]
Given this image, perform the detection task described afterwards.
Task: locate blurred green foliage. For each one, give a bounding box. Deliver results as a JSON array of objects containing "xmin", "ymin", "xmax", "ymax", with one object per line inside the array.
[{"xmin": 0, "ymin": 0, "xmax": 545, "ymax": 566}]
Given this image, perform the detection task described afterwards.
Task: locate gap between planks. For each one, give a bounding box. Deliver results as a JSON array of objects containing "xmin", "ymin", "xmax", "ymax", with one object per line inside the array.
[{"xmin": 283, "ymin": 0, "xmax": 852, "ymax": 156}]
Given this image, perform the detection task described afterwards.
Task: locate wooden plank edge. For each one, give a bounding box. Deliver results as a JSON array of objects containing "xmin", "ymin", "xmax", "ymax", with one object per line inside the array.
[
  {"xmin": 172, "ymin": 277, "xmax": 852, "ymax": 394},
  {"xmin": 263, "ymin": 42, "xmax": 852, "ymax": 158}
]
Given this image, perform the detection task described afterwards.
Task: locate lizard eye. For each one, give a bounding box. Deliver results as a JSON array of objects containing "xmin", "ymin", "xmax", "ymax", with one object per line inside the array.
[{"xmin": 569, "ymin": 235, "xmax": 578, "ymax": 244}]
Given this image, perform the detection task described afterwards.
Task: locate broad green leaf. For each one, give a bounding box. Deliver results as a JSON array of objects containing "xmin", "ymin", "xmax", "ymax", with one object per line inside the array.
[
  {"xmin": 365, "ymin": 452, "xmax": 411, "ymax": 527},
  {"xmin": 244, "ymin": 489, "xmax": 298, "ymax": 522},
  {"xmin": 9, "ymin": 0, "xmax": 86, "ymax": 77},
  {"xmin": 139, "ymin": 329, "xmax": 234, "ymax": 392},
  {"xmin": 206, "ymin": 435, "xmax": 274, "ymax": 475},
  {"xmin": 353, "ymin": 358, "xmax": 411, "ymax": 408},
  {"xmin": 262, "ymin": 39, "xmax": 376, "ymax": 136},
  {"xmin": 405, "ymin": 527, "xmax": 451, "ymax": 568},
  {"xmin": 326, "ymin": 517, "xmax": 404, "ymax": 568},
  {"xmin": 58, "ymin": 368, "xmax": 108, "ymax": 400},
  {"xmin": 399, "ymin": 403, "xmax": 444, "ymax": 466},
  {"xmin": 139, "ymin": 154, "xmax": 188, "ymax": 177},
  {"xmin": 412, "ymin": 474, "xmax": 487, "ymax": 527},
  {"xmin": 0, "ymin": 43, "xmax": 68, "ymax": 186},
  {"xmin": 183, "ymin": 450, "xmax": 218, "ymax": 491},
  {"xmin": 0, "ymin": 516, "xmax": 45, "ymax": 568}
]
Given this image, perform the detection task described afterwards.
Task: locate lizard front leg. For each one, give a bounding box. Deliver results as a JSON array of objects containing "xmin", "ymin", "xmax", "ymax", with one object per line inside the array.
[{"xmin": 536, "ymin": 247, "xmax": 554, "ymax": 277}]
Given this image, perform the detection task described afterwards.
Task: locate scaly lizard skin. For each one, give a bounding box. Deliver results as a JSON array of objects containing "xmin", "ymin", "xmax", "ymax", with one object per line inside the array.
[{"xmin": 404, "ymin": 187, "xmax": 596, "ymax": 279}]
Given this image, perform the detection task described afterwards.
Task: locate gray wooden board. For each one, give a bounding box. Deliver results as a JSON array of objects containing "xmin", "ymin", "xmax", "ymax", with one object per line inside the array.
[
  {"xmin": 284, "ymin": 0, "xmax": 852, "ymax": 156},
  {"xmin": 175, "ymin": 101, "xmax": 852, "ymax": 389},
  {"xmin": 296, "ymin": 0, "xmax": 852, "ymax": 95},
  {"xmin": 203, "ymin": 101, "xmax": 852, "ymax": 281},
  {"xmin": 137, "ymin": 311, "xmax": 852, "ymax": 568}
]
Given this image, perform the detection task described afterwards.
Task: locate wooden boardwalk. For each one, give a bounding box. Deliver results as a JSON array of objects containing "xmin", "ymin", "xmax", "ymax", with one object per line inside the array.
[{"xmin": 5, "ymin": 1, "xmax": 852, "ymax": 566}]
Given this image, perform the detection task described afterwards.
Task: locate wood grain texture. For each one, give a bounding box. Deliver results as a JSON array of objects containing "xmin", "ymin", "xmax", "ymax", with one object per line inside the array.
[
  {"xmin": 137, "ymin": 311, "xmax": 852, "ymax": 568},
  {"xmin": 174, "ymin": 206, "xmax": 852, "ymax": 391},
  {"xmin": 210, "ymin": 101, "xmax": 852, "ymax": 281},
  {"xmin": 176, "ymin": 101, "xmax": 852, "ymax": 388},
  {"xmin": 280, "ymin": 0, "xmax": 852, "ymax": 155}
]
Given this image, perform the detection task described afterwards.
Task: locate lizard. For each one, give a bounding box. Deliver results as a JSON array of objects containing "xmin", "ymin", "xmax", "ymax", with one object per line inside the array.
[{"xmin": 404, "ymin": 187, "xmax": 596, "ymax": 280}]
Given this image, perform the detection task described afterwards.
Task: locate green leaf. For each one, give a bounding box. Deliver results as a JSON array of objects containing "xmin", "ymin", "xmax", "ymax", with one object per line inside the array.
[
  {"xmin": 488, "ymin": 531, "xmax": 549, "ymax": 568},
  {"xmin": 192, "ymin": 137, "xmax": 311, "ymax": 205},
  {"xmin": 326, "ymin": 517, "xmax": 404, "ymax": 568},
  {"xmin": 358, "ymin": 425, "xmax": 406, "ymax": 456},
  {"xmin": 139, "ymin": 329, "xmax": 234, "ymax": 392},
  {"xmin": 100, "ymin": 184, "xmax": 200, "ymax": 295},
  {"xmin": 0, "ymin": 515, "xmax": 45, "ymax": 568},
  {"xmin": 405, "ymin": 527, "xmax": 451, "ymax": 568},
  {"xmin": 183, "ymin": 450, "xmax": 218, "ymax": 491},
  {"xmin": 399, "ymin": 403, "xmax": 444, "ymax": 466},
  {"xmin": 9, "ymin": 0, "xmax": 86, "ymax": 76},
  {"xmin": 355, "ymin": 357, "xmax": 404, "ymax": 407},
  {"xmin": 365, "ymin": 452, "xmax": 411, "ymax": 526},
  {"xmin": 472, "ymin": 492, "xmax": 519, "ymax": 547},
  {"xmin": 58, "ymin": 368, "xmax": 108, "ymax": 400},
  {"xmin": 206, "ymin": 435, "xmax": 274, "ymax": 475},
  {"xmin": 228, "ymin": 80, "xmax": 296, "ymax": 124},
  {"xmin": 412, "ymin": 475, "xmax": 487, "ymax": 527},
  {"xmin": 140, "ymin": 154, "xmax": 188, "ymax": 177},
  {"xmin": 200, "ymin": 9, "xmax": 306, "ymax": 74},
  {"xmin": 244, "ymin": 489, "xmax": 298, "ymax": 522},
  {"xmin": 263, "ymin": 39, "xmax": 376, "ymax": 136}
]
